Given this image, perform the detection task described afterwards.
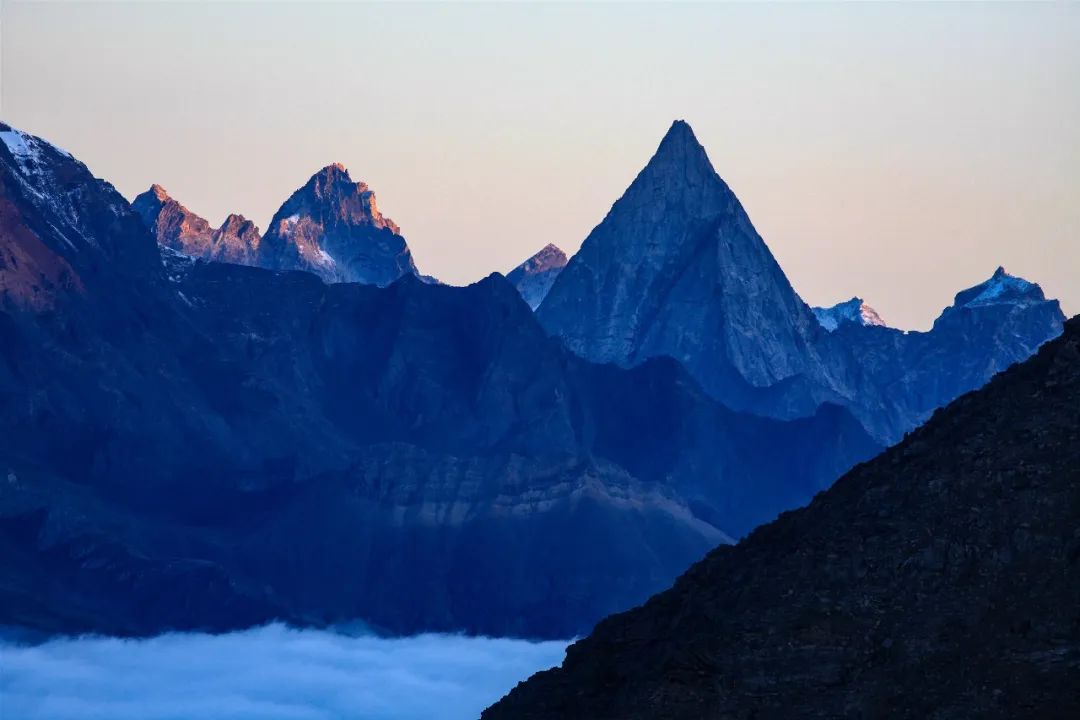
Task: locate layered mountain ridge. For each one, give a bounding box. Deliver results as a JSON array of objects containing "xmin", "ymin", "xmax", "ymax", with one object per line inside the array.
[
  {"xmin": 0, "ymin": 119, "xmax": 1067, "ymax": 643},
  {"xmin": 0, "ymin": 122, "xmax": 878, "ymax": 639}
]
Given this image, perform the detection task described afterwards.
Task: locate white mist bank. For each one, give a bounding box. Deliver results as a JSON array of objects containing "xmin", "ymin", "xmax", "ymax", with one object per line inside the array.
[{"xmin": 0, "ymin": 624, "xmax": 569, "ymax": 720}]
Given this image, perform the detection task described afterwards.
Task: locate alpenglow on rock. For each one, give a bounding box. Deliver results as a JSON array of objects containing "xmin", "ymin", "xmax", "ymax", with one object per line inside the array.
[
  {"xmin": 132, "ymin": 184, "xmax": 261, "ymax": 265},
  {"xmin": 256, "ymin": 163, "xmax": 421, "ymax": 286},
  {"xmin": 507, "ymin": 243, "xmax": 568, "ymax": 310},
  {"xmin": 812, "ymin": 297, "xmax": 886, "ymax": 332}
]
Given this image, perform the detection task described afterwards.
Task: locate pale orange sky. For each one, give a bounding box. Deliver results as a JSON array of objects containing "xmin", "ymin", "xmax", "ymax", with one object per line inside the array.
[{"xmin": 2, "ymin": 1, "xmax": 1077, "ymax": 329}]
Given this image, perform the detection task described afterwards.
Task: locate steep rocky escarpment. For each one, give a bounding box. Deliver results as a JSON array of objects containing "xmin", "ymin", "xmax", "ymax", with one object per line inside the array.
[
  {"xmin": 132, "ymin": 184, "xmax": 261, "ymax": 265},
  {"xmin": 485, "ymin": 316, "xmax": 1080, "ymax": 719},
  {"xmin": 256, "ymin": 163, "xmax": 421, "ymax": 285}
]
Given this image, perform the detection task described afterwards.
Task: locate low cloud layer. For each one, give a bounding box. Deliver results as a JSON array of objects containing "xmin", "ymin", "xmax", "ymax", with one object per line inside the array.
[{"xmin": 0, "ymin": 624, "xmax": 568, "ymax": 719}]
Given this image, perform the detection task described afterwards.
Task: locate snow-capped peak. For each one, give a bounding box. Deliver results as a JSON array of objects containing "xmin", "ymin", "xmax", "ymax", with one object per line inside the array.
[
  {"xmin": 0, "ymin": 124, "xmax": 72, "ymax": 165},
  {"xmin": 960, "ymin": 267, "xmax": 1037, "ymax": 308},
  {"xmin": 812, "ymin": 298, "xmax": 886, "ymax": 332},
  {"xmin": 0, "ymin": 123, "xmax": 105, "ymax": 246}
]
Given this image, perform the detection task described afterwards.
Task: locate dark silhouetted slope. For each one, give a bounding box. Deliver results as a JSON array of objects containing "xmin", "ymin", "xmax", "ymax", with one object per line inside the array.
[{"xmin": 485, "ymin": 316, "xmax": 1080, "ymax": 719}]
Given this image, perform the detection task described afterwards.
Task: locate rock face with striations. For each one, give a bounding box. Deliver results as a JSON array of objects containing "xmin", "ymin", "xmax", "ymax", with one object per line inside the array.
[
  {"xmin": 132, "ymin": 184, "xmax": 261, "ymax": 265},
  {"xmin": 256, "ymin": 163, "xmax": 420, "ymax": 286},
  {"xmin": 485, "ymin": 314, "xmax": 1080, "ymax": 720},
  {"xmin": 538, "ymin": 120, "xmax": 827, "ymax": 396},
  {"xmin": 507, "ymin": 243, "xmax": 568, "ymax": 310}
]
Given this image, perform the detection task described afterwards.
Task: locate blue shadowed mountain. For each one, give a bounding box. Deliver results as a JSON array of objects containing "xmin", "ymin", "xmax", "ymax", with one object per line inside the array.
[
  {"xmin": 0, "ymin": 121, "xmax": 878, "ymax": 639},
  {"xmin": 538, "ymin": 120, "xmax": 1064, "ymax": 443}
]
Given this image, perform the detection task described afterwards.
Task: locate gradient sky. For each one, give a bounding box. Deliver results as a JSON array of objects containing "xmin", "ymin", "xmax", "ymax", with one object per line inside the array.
[{"xmin": 2, "ymin": 1, "xmax": 1077, "ymax": 329}]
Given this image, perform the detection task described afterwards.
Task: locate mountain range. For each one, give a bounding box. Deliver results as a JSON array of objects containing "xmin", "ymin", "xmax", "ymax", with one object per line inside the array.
[
  {"xmin": 134, "ymin": 163, "xmax": 424, "ymax": 286},
  {"xmin": 0, "ymin": 118, "xmax": 1066, "ymax": 640},
  {"xmin": 485, "ymin": 314, "xmax": 1080, "ymax": 719},
  {"xmin": 536, "ymin": 121, "xmax": 1064, "ymax": 444}
]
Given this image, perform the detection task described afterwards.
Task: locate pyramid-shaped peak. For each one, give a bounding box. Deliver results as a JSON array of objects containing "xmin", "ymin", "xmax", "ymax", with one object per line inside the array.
[
  {"xmin": 651, "ymin": 119, "xmax": 710, "ymax": 162},
  {"xmin": 148, "ymin": 184, "xmax": 170, "ymax": 201},
  {"xmin": 631, "ymin": 119, "xmax": 722, "ymax": 194},
  {"xmin": 659, "ymin": 119, "xmax": 698, "ymax": 146}
]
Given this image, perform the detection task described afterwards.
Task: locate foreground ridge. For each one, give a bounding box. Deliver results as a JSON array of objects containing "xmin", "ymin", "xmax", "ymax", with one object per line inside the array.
[{"xmin": 485, "ymin": 316, "xmax": 1080, "ymax": 719}]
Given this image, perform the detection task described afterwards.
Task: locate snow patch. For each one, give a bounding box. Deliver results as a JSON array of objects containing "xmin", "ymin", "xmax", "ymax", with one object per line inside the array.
[
  {"xmin": 0, "ymin": 129, "xmax": 35, "ymax": 160},
  {"xmin": 813, "ymin": 298, "xmax": 886, "ymax": 332},
  {"xmin": 0, "ymin": 127, "xmax": 72, "ymax": 162},
  {"xmin": 964, "ymin": 271, "xmax": 1034, "ymax": 307}
]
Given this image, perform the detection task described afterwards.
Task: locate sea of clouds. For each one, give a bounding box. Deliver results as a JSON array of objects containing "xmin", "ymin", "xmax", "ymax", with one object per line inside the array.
[{"xmin": 0, "ymin": 624, "xmax": 569, "ymax": 719}]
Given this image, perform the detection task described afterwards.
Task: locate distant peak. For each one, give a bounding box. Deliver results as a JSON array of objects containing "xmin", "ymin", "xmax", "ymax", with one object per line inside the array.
[
  {"xmin": 812, "ymin": 297, "xmax": 886, "ymax": 332},
  {"xmin": 944, "ymin": 266, "xmax": 1048, "ymax": 314},
  {"xmin": 653, "ymin": 119, "xmax": 707, "ymax": 158},
  {"xmin": 273, "ymin": 163, "xmax": 399, "ymax": 235},
  {"xmin": 132, "ymin": 184, "xmax": 173, "ymax": 208},
  {"xmin": 633, "ymin": 118, "xmax": 721, "ymax": 192},
  {"xmin": 534, "ymin": 243, "xmax": 567, "ymax": 262},
  {"xmin": 312, "ymin": 163, "xmax": 351, "ymax": 180},
  {"xmin": 660, "ymin": 119, "xmax": 697, "ymax": 145},
  {"xmin": 219, "ymin": 213, "xmax": 255, "ymax": 231},
  {"xmin": 514, "ymin": 243, "xmax": 568, "ymax": 275}
]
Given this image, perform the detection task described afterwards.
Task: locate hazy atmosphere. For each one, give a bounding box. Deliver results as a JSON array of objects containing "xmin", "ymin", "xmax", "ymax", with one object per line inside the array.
[{"xmin": 3, "ymin": 1, "xmax": 1077, "ymax": 328}]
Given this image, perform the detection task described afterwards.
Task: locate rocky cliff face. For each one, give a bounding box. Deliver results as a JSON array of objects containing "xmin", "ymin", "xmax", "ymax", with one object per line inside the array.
[
  {"xmin": 484, "ymin": 315, "xmax": 1080, "ymax": 720},
  {"xmin": 507, "ymin": 243, "xmax": 567, "ymax": 310},
  {"xmin": 0, "ymin": 124, "xmax": 877, "ymax": 639},
  {"xmin": 132, "ymin": 184, "xmax": 261, "ymax": 265},
  {"xmin": 538, "ymin": 121, "xmax": 827, "ymax": 394},
  {"xmin": 539, "ymin": 121, "xmax": 1064, "ymax": 443},
  {"xmin": 256, "ymin": 164, "xmax": 420, "ymax": 286}
]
